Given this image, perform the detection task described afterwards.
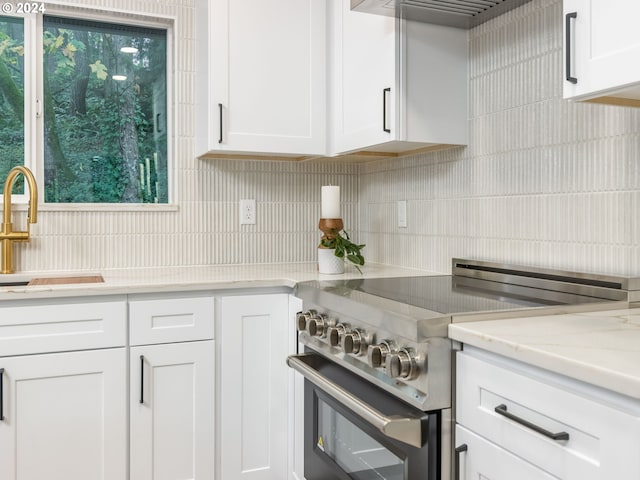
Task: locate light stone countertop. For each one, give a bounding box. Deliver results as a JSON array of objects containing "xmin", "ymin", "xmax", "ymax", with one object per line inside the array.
[
  {"xmin": 448, "ymin": 307, "xmax": 640, "ymax": 400},
  {"xmin": 0, "ymin": 262, "xmax": 437, "ymax": 301}
]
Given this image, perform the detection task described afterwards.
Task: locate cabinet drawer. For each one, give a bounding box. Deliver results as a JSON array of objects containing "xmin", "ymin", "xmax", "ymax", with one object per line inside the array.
[
  {"xmin": 456, "ymin": 425, "xmax": 557, "ymax": 480},
  {"xmin": 129, "ymin": 294, "xmax": 214, "ymax": 345},
  {"xmin": 0, "ymin": 297, "xmax": 127, "ymax": 356},
  {"xmin": 456, "ymin": 348, "xmax": 640, "ymax": 480}
]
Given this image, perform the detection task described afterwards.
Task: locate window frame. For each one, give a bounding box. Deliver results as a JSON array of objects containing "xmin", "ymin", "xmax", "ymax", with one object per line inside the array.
[{"xmin": 1, "ymin": 4, "xmax": 177, "ymax": 210}]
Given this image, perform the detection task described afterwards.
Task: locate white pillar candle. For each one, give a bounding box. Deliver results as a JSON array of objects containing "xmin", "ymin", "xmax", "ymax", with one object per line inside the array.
[{"xmin": 321, "ymin": 185, "xmax": 340, "ymax": 218}]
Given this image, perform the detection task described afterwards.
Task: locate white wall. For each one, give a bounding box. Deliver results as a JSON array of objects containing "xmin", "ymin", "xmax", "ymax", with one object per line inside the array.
[
  {"xmin": 13, "ymin": 0, "xmax": 358, "ymax": 272},
  {"xmin": 11, "ymin": 0, "xmax": 640, "ymax": 278},
  {"xmin": 359, "ymin": 0, "xmax": 640, "ymax": 276}
]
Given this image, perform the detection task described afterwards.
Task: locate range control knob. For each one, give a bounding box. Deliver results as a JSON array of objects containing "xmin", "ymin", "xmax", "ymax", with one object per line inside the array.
[
  {"xmin": 385, "ymin": 348, "xmax": 419, "ymax": 380},
  {"xmin": 367, "ymin": 340, "xmax": 396, "ymax": 368},
  {"xmin": 295, "ymin": 310, "xmax": 316, "ymax": 332},
  {"xmin": 327, "ymin": 323, "xmax": 348, "ymax": 347},
  {"xmin": 341, "ymin": 329, "xmax": 367, "ymax": 355},
  {"xmin": 306, "ymin": 313, "xmax": 330, "ymax": 337}
]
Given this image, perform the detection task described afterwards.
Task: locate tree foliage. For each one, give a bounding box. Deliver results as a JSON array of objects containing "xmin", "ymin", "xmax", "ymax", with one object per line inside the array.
[
  {"xmin": 0, "ymin": 16, "xmax": 168, "ymax": 203},
  {"xmin": 0, "ymin": 17, "xmax": 25, "ymax": 188}
]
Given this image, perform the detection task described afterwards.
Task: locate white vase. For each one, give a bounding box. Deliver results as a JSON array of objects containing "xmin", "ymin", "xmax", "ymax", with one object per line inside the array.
[{"xmin": 318, "ymin": 248, "xmax": 345, "ymax": 274}]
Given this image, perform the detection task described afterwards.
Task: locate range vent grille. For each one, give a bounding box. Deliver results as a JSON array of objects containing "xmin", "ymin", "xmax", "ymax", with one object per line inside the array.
[
  {"xmin": 403, "ymin": 0, "xmax": 506, "ymax": 17},
  {"xmin": 351, "ymin": 0, "xmax": 531, "ymax": 28}
]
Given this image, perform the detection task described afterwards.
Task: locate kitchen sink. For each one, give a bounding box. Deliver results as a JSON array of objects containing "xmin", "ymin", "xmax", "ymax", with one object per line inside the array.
[
  {"xmin": 0, "ymin": 274, "xmax": 32, "ymax": 287},
  {"xmin": 0, "ymin": 273, "xmax": 104, "ymax": 287},
  {"xmin": 0, "ymin": 280, "xmax": 30, "ymax": 286}
]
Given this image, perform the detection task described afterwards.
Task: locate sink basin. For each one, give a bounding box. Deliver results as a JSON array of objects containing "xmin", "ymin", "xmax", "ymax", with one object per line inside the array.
[
  {"xmin": 0, "ymin": 280, "xmax": 30, "ymax": 287},
  {"xmin": 0, "ymin": 273, "xmax": 104, "ymax": 287},
  {"xmin": 0, "ymin": 274, "xmax": 32, "ymax": 287}
]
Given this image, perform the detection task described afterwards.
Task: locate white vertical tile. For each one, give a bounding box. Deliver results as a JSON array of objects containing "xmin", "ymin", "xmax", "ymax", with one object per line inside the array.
[{"xmin": 358, "ymin": 0, "xmax": 640, "ymax": 277}]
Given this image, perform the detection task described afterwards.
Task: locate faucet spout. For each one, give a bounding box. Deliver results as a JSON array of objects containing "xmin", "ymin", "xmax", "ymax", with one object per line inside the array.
[{"xmin": 1, "ymin": 166, "xmax": 38, "ymax": 274}]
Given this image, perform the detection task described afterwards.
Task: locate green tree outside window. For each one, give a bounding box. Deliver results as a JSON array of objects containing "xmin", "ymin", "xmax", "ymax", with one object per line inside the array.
[{"xmin": 0, "ymin": 14, "xmax": 169, "ymax": 204}]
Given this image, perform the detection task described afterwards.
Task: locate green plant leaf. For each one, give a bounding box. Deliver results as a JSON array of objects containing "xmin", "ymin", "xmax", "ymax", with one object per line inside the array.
[
  {"xmin": 89, "ymin": 60, "xmax": 108, "ymax": 80},
  {"xmin": 321, "ymin": 229, "xmax": 366, "ymax": 273}
]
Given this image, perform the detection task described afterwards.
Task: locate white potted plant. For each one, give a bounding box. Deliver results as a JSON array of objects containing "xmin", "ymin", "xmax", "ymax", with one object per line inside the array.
[{"xmin": 318, "ymin": 228, "xmax": 365, "ymax": 274}]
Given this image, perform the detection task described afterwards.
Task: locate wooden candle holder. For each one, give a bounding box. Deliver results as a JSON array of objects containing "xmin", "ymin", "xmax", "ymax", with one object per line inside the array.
[{"xmin": 318, "ymin": 218, "xmax": 343, "ymax": 243}]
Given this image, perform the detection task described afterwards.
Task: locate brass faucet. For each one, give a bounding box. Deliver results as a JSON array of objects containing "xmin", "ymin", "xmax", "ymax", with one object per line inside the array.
[{"xmin": 1, "ymin": 166, "xmax": 38, "ymax": 274}]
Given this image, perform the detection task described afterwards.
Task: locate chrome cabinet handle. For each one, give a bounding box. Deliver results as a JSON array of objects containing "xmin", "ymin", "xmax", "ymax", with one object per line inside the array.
[
  {"xmin": 454, "ymin": 444, "xmax": 467, "ymax": 480},
  {"xmin": 565, "ymin": 12, "xmax": 578, "ymax": 84},
  {"xmin": 0, "ymin": 368, "xmax": 4, "ymax": 421},
  {"xmin": 287, "ymin": 353, "xmax": 423, "ymax": 448},
  {"xmin": 494, "ymin": 404, "xmax": 569, "ymax": 441},
  {"xmin": 139, "ymin": 355, "xmax": 145, "ymax": 404},
  {"xmin": 382, "ymin": 88, "xmax": 391, "ymax": 133},
  {"xmin": 218, "ymin": 103, "xmax": 223, "ymax": 143}
]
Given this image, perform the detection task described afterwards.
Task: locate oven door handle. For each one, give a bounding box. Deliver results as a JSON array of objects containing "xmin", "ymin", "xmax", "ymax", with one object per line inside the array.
[{"xmin": 287, "ymin": 353, "xmax": 424, "ymax": 448}]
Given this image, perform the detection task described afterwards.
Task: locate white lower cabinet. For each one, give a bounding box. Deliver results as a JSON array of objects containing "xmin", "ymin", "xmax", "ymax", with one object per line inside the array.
[
  {"xmin": 455, "ymin": 347, "xmax": 640, "ymax": 480},
  {"xmin": 0, "ymin": 298, "xmax": 128, "ymax": 480},
  {"xmin": 130, "ymin": 341, "xmax": 215, "ymax": 480},
  {"xmin": 129, "ymin": 293, "xmax": 215, "ymax": 480},
  {"xmin": 217, "ymin": 293, "xmax": 292, "ymax": 480},
  {"xmin": 456, "ymin": 425, "xmax": 557, "ymax": 480},
  {"xmin": 0, "ymin": 289, "xmax": 303, "ymax": 480}
]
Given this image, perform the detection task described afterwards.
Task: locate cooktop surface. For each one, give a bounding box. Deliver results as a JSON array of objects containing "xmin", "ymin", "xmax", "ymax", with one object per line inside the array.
[{"xmin": 299, "ymin": 275, "xmax": 613, "ymax": 316}]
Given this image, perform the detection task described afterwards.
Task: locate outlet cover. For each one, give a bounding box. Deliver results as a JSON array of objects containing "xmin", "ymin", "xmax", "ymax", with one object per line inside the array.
[
  {"xmin": 397, "ymin": 200, "xmax": 407, "ymax": 228},
  {"xmin": 240, "ymin": 199, "xmax": 256, "ymax": 225}
]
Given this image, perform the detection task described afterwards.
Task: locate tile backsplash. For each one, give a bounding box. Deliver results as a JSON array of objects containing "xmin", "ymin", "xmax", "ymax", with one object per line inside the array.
[
  {"xmin": 10, "ymin": 0, "xmax": 640, "ymax": 277},
  {"xmin": 359, "ymin": 0, "xmax": 640, "ymax": 276}
]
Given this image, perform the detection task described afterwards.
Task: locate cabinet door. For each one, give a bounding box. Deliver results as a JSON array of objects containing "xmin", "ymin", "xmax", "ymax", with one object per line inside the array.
[
  {"xmin": 329, "ymin": 0, "xmax": 467, "ymax": 155},
  {"xmin": 130, "ymin": 340, "xmax": 215, "ymax": 480},
  {"xmin": 218, "ymin": 293, "xmax": 290, "ymax": 480},
  {"xmin": 0, "ymin": 349, "xmax": 127, "ymax": 480},
  {"xmin": 328, "ymin": 0, "xmax": 396, "ymax": 153},
  {"xmin": 564, "ymin": 0, "xmax": 640, "ymax": 101},
  {"xmin": 205, "ymin": 0, "xmax": 327, "ymax": 156},
  {"xmin": 456, "ymin": 426, "xmax": 559, "ymax": 480},
  {"xmin": 457, "ymin": 348, "xmax": 640, "ymax": 479}
]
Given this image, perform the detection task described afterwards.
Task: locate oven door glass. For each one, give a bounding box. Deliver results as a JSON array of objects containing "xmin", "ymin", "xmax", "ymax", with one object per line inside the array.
[
  {"xmin": 317, "ymin": 396, "xmax": 403, "ymax": 479},
  {"xmin": 292, "ymin": 352, "xmax": 440, "ymax": 480}
]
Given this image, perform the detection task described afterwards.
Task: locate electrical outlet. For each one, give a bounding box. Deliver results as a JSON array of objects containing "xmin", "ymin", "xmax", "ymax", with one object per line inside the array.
[
  {"xmin": 240, "ymin": 199, "xmax": 256, "ymax": 225},
  {"xmin": 397, "ymin": 200, "xmax": 407, "ymax": 228}
]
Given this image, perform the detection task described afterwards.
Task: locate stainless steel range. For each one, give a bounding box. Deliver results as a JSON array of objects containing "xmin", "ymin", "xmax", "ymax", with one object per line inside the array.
[{"xmin": 288, "ymin": 259, "xmax": 636, "ymax": 480}]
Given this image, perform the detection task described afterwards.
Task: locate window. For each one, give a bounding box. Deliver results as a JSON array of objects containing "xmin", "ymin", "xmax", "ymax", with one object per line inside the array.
[
  {"xmin": 0, "ymin": 16, "xmax": 25, "ymax": 193},
  {"xmin": 0, "ymin": 11, "xmax": 170, "ymax": 204}
]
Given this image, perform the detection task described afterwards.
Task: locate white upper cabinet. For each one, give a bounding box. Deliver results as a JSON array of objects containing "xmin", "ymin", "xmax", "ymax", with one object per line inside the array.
[
  {"xmin": 195, "ymin": 0, "xmax": 327, "ymax": 157},
  {"xmin": 328, "ymin": 1, "xmax": 468, "ymax": 155},
  {"xmin": 563, "ymin": 0, "xmax": 640, "ymax": 105}
]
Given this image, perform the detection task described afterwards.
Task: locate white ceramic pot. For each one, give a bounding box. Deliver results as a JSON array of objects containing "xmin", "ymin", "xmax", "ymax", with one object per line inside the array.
[{"xmin": 317, "ymin": 248, "xmax": 345, "ymax": 274}]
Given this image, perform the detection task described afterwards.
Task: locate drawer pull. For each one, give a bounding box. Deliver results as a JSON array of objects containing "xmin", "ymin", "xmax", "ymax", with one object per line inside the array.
[
  {"xmin": 382, "ymin": 88, "xmax": 391, "ymax": 133},
  {"xmin": 0, "ymin": 368, "xmax": 4, "ymax": 421},
  {"xmin": 139, "ymin": 355, "xmax": 145, "ymax": 404},
  {"xmin": 565, "ymin": 12, "xmax": 578, "ymax": 84},
  {"xmin": 218, "ymin": 103, "xmax": 223, "ymax": 143},
  {"xmin": 494, "ymin": 404, "xmax": 569, "ymax": 441},
  {"xmin": 454, "ymin": 443, "xmax": 467, "ymax": 480}
]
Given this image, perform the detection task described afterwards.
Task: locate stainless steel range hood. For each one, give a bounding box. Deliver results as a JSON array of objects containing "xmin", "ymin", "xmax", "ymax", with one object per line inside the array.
[{"xmin": 350, "ymin": 0, "xmax": 532, "ymax": 29}]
